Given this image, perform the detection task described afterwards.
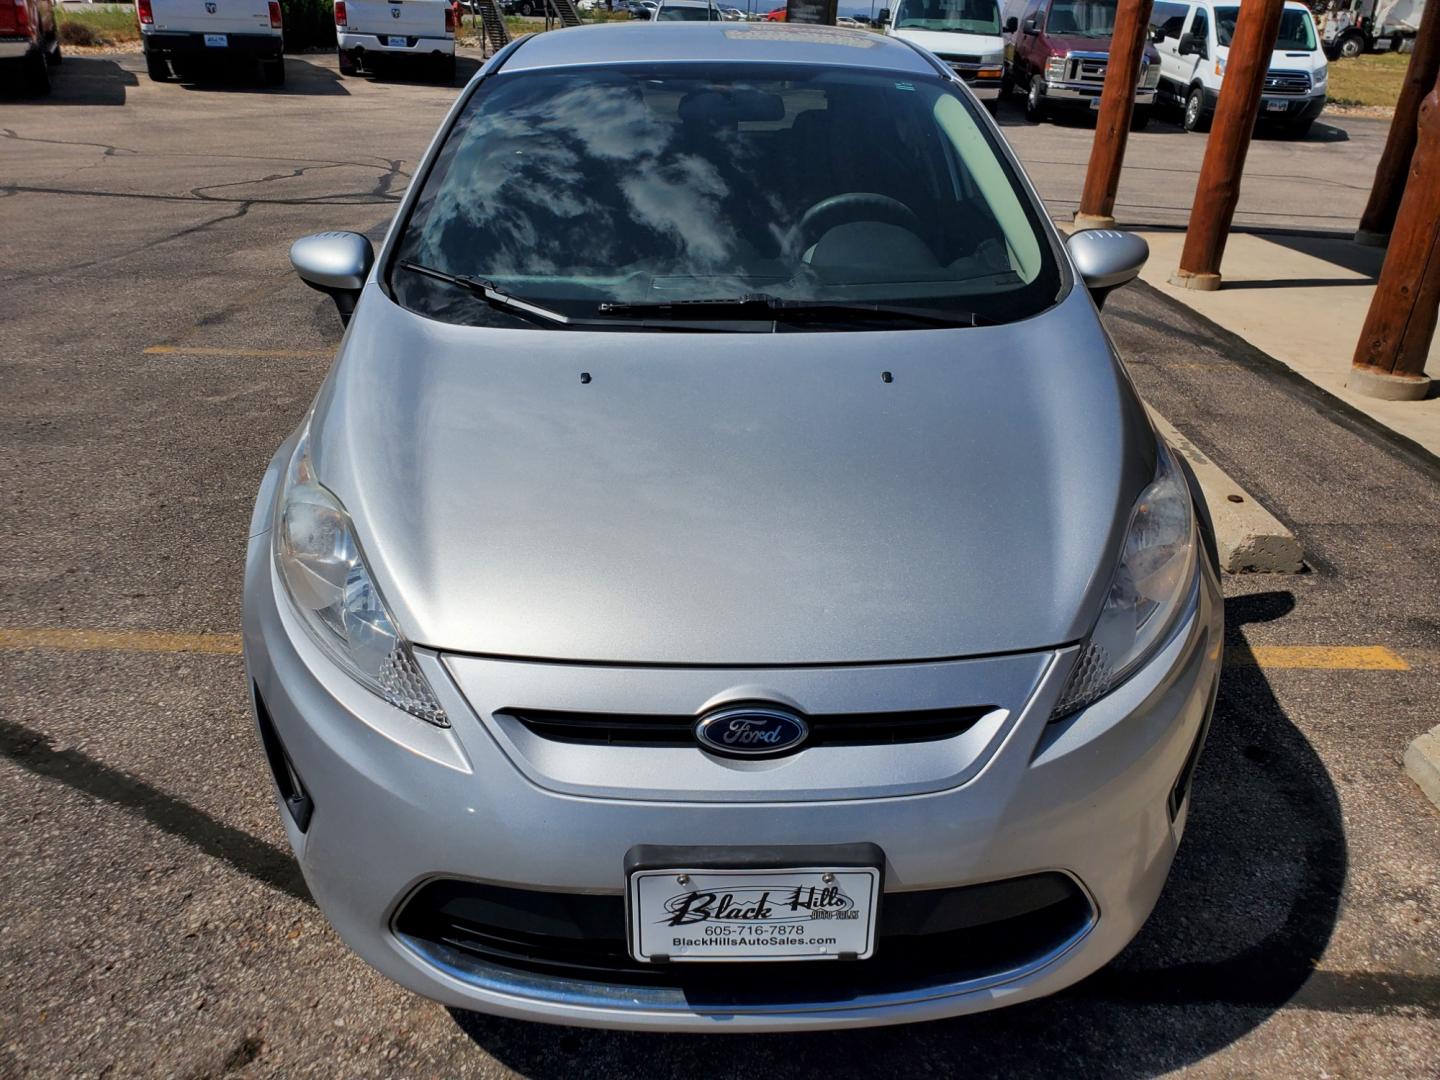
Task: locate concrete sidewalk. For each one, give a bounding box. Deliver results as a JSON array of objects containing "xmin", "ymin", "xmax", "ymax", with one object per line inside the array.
[{"xmin": 1133, "ymin": 230, "xmax": 1440, "ymax": 458}]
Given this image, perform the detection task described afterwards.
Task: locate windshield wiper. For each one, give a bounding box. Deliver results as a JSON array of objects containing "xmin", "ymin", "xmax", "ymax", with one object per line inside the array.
[
  {"xmin": 398, "ymin": 261, "xmax": 576, "ymax": 326},
  {"xmin": 596, "ymin": 294, "xmax": 995, "ymax": 328}
]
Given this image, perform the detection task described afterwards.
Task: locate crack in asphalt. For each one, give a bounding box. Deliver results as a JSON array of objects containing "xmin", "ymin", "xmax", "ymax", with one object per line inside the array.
[
  {"xmin": 0, "ymin": 182, "xmax": 405, "ymax": 207},
  {"xmin": 0, "ymin": 127, "xmax": 138, "ymax": 157}
]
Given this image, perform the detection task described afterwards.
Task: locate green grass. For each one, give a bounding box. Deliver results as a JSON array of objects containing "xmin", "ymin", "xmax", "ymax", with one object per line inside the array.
[
  {"xmin": 1326, "ymin": 50, "xmax": 1410, "ymax": 108},
  {"xmin": 57, "ymin": 4, "xmax": 141, "ymax": 47}
]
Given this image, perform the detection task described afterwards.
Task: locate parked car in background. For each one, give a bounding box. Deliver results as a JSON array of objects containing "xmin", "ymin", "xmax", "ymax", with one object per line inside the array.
[
  {"xmin": 334, "ymin": 0, "xmax": 458, "ymax": 81},
  {"xmin": 654, "ymin": 0, "xmax": 718, "ymax": 18},
  {"xmin": 764, "ymin": 4, "xmax": 785, "ymax": 17},
  {"xmin": 1003, "ymin": 0, "xmax": 1160, "ymax": 126},
  {"xmin": 1, "ymin": 0, "xmax": 60, "ymax": 94},
  {"xmin": 885, "ymin": 0, "xmax": 1006, "ymax": 110},
  {"xmin": 625, "ymin": 0, "xmax": 658, "ymax": 15},
  {"xmin": 1153, "ymin": 0, "xmax": 1326, "ymax": 135},
  {"xmin": 1319, "ymin": 0, "xmax": 1424, "ymax": 57},
  {"xmin": 137, "ymin": 0, "xmax": 284, "ymax": 85},
  {"xmin": 503, "ymin": 0, "xmax": 546, "ymax": 14}
]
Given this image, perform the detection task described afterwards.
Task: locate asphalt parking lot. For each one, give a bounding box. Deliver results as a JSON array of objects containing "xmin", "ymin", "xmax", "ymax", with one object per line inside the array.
[{"xmin": 2, "ymin": 48, "xmax": 1438, "ymax": 1078}]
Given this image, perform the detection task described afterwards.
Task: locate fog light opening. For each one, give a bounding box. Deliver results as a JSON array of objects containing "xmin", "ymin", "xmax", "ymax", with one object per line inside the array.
[{"xmin": 253, "ymin": 683, "xmax": 315, "ymax": 832}]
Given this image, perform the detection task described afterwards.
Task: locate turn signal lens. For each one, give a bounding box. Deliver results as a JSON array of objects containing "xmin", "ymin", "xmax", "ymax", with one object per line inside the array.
[
  {"xmin": 269, "ymin": 0, "xmax": 282, "ymax": 27},
  {"xmin": 334, "ymin": 0, "xmax": 348, "ymax": 26},
  {"xmin": 138, "ymin": 0, "xmax": 154, "ymax": 25}
]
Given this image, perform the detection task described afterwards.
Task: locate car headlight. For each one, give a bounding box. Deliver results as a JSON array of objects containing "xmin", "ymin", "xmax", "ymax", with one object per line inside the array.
[
  {"xmin": 1313, "ymin": 65, "xmax": 1327, "ymax": 89},
  {"xmin": 274, "ymin": 427, "xmax": 448, "ymax": 726},
  {"xmin": 1142, "ymin": 60, "xmax": 1162, "ymax": 87},
  {"xmin": 1045, "ymin": 55, "xmax": 1067, "ymax": 82},
  {"xmin": 1051, "ymin": 441, "xmax": 1197, "ymax": 719}
]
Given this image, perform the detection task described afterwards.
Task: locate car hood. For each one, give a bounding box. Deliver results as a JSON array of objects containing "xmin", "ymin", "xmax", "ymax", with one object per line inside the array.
[
  {"xmin": 890, "ymin": 28, "xmax": 1003, "ymax": 57},
  {"xmin": 308, "ymin": 284, "xmax": 1154, "ymax": 665},
  {"xmin": 1044, "ymin": 33, "xmax": 1161, "ymax": 62}
]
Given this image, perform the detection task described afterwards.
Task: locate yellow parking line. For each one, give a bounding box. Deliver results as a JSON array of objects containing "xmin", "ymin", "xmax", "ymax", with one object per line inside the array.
[
  {"xmin": 0, "ymin": 630, "xmax": 1411, "ymax": 671},
  {"xmin": 0, "ymin": 629, "xmax": 243, "ymax": 655},
  {"xmin": 144, "ymin": 346, "xmax": 332, "ymax": 360},
  {"xmin": 1227, "ymin": 645, "xmax": 1410, "ymax": 671}
]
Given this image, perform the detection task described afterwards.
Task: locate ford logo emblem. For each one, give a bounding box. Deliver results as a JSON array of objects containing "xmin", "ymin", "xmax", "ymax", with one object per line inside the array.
[{"xmin": 694, "ymin": 705, "xmax": 809, "ymax": 758}]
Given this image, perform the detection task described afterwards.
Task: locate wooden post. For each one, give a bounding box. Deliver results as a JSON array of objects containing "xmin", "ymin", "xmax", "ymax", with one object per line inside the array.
[
  {"xmin": 1349, "ymin": 79, "xmax": 1440, "ymax": 401},
  {"xmin": 1075, "ymin": 0, "xmax": 1155, "ymax": 229},
  {"xmin": 1170, "ymin": 0, "xmax": 1285, "ymax": 290},
  {"xmin": 1355, "ymin": 0, "xmax": 1440, "ymax": 246}
]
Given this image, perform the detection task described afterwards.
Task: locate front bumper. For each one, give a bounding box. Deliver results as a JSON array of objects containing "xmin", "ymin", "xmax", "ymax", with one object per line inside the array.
[
  {"xmin": 244, "ymin": 507, "xmax": 1222, "ymax": 1030},
  {"xmin": 1037, "ymin": 79, "xmax": 1158, "ymax": 109},
  {"xmin": 141, "ymin": 29, "xmax": 283, "ymax": 60},
  {"xmin": 337, "ymin": 32, "xmax": 455, "ymax": 57},
  {"xmin": 1259, "ymin": 93, "xmax": 1327, "ymax": 122}
]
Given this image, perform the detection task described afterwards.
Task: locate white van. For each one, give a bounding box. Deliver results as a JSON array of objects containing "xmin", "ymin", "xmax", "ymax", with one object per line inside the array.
[
  {"xmin": 334, "ymin": 0, "xmax": 459, "ymax": 82},
  {"xmin": 137, "ymin": 0, "xmax": 285, "ymax": 84},
  {"xmin": 884, "ymin": 0, "xmax": 1007, "ymax": 108},
  {"xmin": 1152, "ymin": 0, "xmax": 1327, "ymax": 136}
]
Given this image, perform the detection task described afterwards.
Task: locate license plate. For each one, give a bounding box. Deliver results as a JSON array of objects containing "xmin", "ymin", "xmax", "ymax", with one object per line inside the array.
[
  {"xmin": 1265, "ymin": 98, "xmax": 1289, "ymax": 112},
  {"xmin": 387, "ymin": 35, "xmax": 409, "ymax": 47},
  {"xmin": 203, "ymin": 33, "xmax": 228, "ymax": 47},
  {"xmin": 628, "ymin": 867, "xmax": 880, "ymax": 962}
]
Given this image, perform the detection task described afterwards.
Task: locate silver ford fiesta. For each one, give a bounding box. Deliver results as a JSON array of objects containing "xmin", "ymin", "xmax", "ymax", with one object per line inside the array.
[{"xmin": 243, "ymin": 22, "xmax": 1223, "ymax": 1031}]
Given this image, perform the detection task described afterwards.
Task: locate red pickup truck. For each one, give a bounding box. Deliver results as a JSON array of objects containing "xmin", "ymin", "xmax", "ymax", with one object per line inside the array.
[
  {"xmin": 1, "ymin": 0, "xmax": 60, "ymax": 94},
  {"xmin": 1003, "ymin": 0, "xmax": 1160, "ymax": 127}
]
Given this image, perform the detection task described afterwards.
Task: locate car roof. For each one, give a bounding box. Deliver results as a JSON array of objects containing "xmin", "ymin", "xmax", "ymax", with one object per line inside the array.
[
  {"xmin": 658, "ymin": 0, "xmax": 716, "ymax": 7},
  {"xmin": 496, "ymin": 23, "xmax": 938, "ymax": 75}
]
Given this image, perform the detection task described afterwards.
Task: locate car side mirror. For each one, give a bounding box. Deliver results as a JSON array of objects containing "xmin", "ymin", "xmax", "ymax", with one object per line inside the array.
[
  {"xmin": 878, "ymin": 7, "xmax": 890, "ymax": 22},
  {"xmin": 290, "ymin": 231, "xmax": 374, "ymax": 326},
  {"xmin": 1151, "ymin": 25, "xmax": 1165, "ymax": 42},
  {"xmin": 1022, "ymin": 16, "xmax": 1038, "ymax": 32},
  {"xmin": 1178, "ymin": 32, "xmax": 1200, "ymax": 55},
  {"xmin": 1004, "ymin": 15, "xmax": 1018, "ymax": 31},
  {"xmin": 1066, "ymin": 229, "xmax": 1149, "ymax": 310}
]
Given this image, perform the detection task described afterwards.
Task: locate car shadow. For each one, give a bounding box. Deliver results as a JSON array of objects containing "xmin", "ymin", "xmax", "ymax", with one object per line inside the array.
[
  {"xmin": 0, "ymin": 55, "xmax": 137, "ymax": 106},
  {"xmin": 172, "ymin": 56, "xmax": 350, "ymax": 96},
  {"xmin": 449, "ymin": 590, "xmax": 1356, "ymax": 1077},
  {"xmin": 342, "ymin": 52, "xmax": 482, "ymax": 88}
]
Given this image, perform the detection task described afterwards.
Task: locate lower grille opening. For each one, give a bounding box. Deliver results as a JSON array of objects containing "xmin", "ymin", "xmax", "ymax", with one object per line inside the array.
[
  {"xmin": 253, "ymin": 684, "xmax": 313, "ymax": 832},
  {"xmin": 394, "ymin": 873, "xmax": 1093, "ymax": 1001},
  {"xmin": 504, "ymin": 705, "xmax": 993, "ymax": 748}
]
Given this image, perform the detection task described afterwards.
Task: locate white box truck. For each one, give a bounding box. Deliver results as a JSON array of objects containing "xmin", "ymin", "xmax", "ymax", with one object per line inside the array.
[{"xmin": 1319, "ymin": 0, "xmax": 1426, "ymax": 58}]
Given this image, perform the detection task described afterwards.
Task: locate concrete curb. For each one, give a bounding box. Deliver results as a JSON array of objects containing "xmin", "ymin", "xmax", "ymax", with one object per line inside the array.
[
  {"xmin": 1149, "ymin": 410, "xmax": 1305, "ymax": 574},
  {"xmin": 1404, "ymin": 725, "xmax": 1440, "ymax": 813}
]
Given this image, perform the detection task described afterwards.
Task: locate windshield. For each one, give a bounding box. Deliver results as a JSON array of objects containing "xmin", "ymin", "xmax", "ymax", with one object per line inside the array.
[
  {"xmin": 1216, "ymin": 6, "xmax": 1317, "ymax": 49},
  {"xmin": 893, "ymin": 0, "xmax": 1002, "ymax": 34},
  {"xmin": 1045, "ymin": 0, "xmax": 1118, "ymax": 37},
  {"xmin": 390, "ymin": 63, "xmax": 1059, "ymax": 331},
  {"xmin": 656, "ymin": 4, "xmax": 717, "ymax": 19}
]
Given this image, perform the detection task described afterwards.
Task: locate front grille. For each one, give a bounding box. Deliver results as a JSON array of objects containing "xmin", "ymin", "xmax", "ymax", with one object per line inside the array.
[
  {"xmin": 395, "ymin": 873, "xmax": 1095, "ymax": 997},
  {"xmin": 1066, "ymin": 53, "xmax": 1109, "ymax": 84},
  {"xmin": 937, "ymin": 52, "xmax": 982, "ymax": 65},
  {"xmin": 504, "ymin": 705, "xmax": 993, "ymax": 747},
  {"xmin": 1263, "ymin": 69, "xmax": 1311, "ymax": 95}
]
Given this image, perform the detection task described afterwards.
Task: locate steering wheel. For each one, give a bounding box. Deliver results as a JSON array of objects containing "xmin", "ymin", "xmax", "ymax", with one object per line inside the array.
[{"xmin": 790, "ymin": 193, "xmax": 925, "ymax": 255}]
